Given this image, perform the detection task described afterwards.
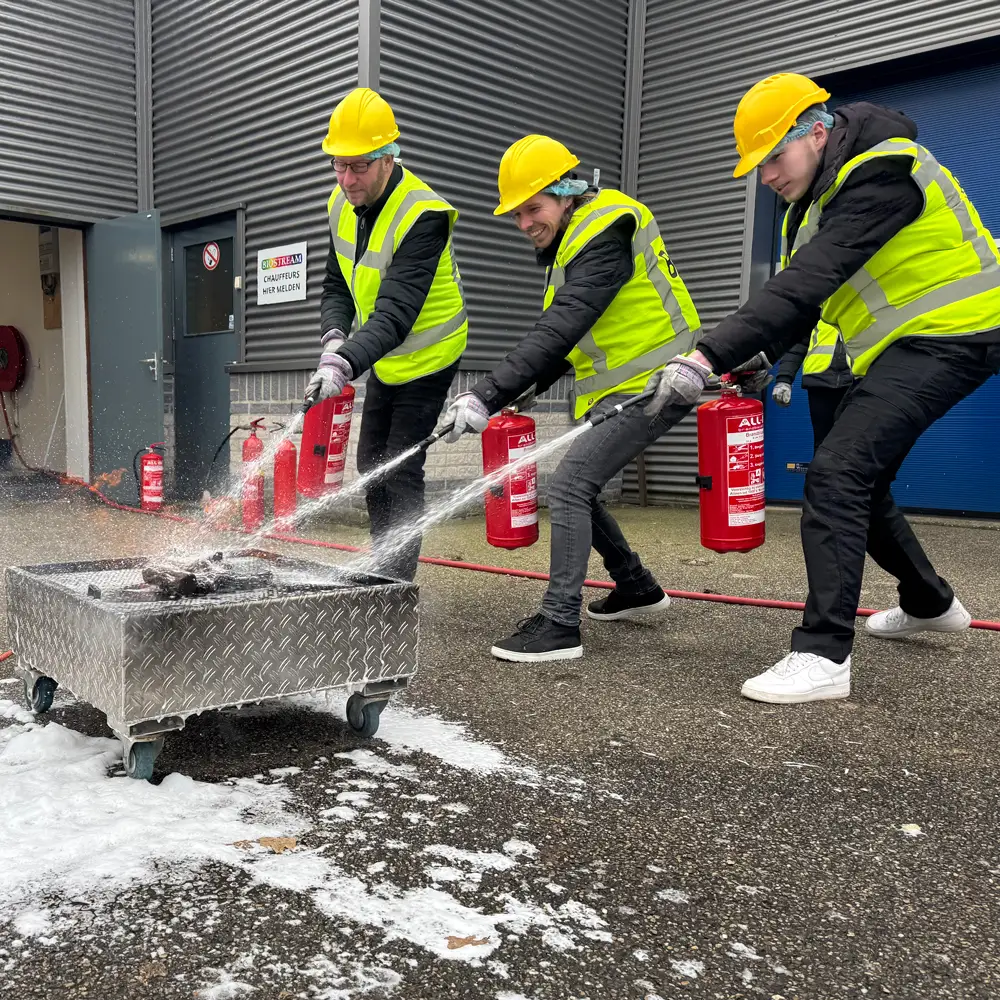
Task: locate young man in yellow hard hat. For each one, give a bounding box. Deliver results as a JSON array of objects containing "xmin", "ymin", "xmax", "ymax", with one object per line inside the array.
[
  {"xmin": 308, "ymin": 87, "xmax": 468, "ymax": 580},
  {"xmin": 647, "ymin": 72, "xmax": 1000, "ymax": 703},
  {"xmin": 441, "ymin": 134, "xmax": 704, "ymax": 662}
]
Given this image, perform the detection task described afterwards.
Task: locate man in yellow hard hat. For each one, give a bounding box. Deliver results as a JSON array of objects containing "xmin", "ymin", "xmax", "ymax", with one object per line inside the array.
[
  {"xmin": 440, "ymin": 134, "xmax": 703, "ymax": 662},
  {"xmin": 647, "ymin": 72, "xmax": 1000, "ymax": 703},
  {"xmin": 308, "ymin": 87, "xmax": 468, "ymax": 580}
]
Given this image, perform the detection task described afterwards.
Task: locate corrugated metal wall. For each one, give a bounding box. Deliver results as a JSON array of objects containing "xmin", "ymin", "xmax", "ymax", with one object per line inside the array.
[
  {"xmin": 151, "ymin": 0, "xmax": 358, "ymax": 366},
  {"xmin": 379, "ymin": 0, "xmax": 629, "ymax": 367},
  {"xmin": 627, "ymin": 0, "xmax": 1000, "ymax": 504},
  {"xmin": 0, "ymin": 0, "xmax": 138, "ymax": 221}
]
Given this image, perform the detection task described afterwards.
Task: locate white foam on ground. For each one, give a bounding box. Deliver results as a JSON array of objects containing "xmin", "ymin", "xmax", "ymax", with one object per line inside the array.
[
  {"xmin": 423, "ymin": 844, "xmax": 517, "ymax": 873},
  {"xmin": 12, "ymin": 909, "xmax": 52, "ymax": 938},
  {"xmin": 656, "ymin": 888, "xmax": 690, "ymax": 904},
  {"xmin": 502, "ymin": 840, "xmax": 538, "ymax": 858},
  {"xmin": 728, "ymin": 942, "xmax": 762, "ymax": 961},
  {"xmin": 0, "ymin": 700, "xmax": 34, "ymax": 725},
  {"xmin": 0, "ymin": 722, "xmax": 298, "ymax": 917},
  {"xmin": 0, "ymin": 716, "xmax": 614, "ymax": 982},
  {"xmin": 671, "ymin": 958, "xmax": 705, "ymax": 978},
  {"xmin": 302, "ymin": 954, "xmax": 402, "ymax": 998},
  {"xmin": 298, "ymin": 695, "xmax": 534, "ymax": 778},
  {"xmin": 195, "ymin": 970, "xmax": 257, "ymax": 998}
]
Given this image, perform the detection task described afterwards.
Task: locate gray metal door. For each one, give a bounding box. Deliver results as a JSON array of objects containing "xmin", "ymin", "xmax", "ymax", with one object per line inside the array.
[
  {"xmin": 87, "ymin": 211, "xmax": 165, "ymax": 504},
  {"xmin": 171, "ymin": 220, "xmax": 238, "ymax": 499}
]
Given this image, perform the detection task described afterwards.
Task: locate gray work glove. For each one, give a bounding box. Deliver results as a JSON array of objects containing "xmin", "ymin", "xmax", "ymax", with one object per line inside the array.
[
  {"xmin": 772, "ymin": 382, "xmax": 793, "ymax": 407},
  {"xmin": 305, "ymin": 351, "xmax": 353, "ymax": 404},
  {"xmin": 440, "ymin": 392, "xmax": 490, "ymax": 444},
  {"xmin": 645, "ymin": 354, "xmax": 714, "ymax": 415},
  {"xmin": 319, "ymin": 327, "xmax": 346, "ymax": 354},
  {"xmin": 729, "ymin": 351, "xmax": 774, "ymax": 394}
]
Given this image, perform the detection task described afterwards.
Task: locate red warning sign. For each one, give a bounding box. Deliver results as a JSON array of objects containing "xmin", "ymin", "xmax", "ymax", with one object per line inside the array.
[{"xmin": 203, "ymin": 242, "xmax": 220, "ymax": 271}]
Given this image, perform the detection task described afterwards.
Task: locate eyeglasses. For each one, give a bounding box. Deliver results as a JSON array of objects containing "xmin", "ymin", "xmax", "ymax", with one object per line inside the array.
[{"xmin": 332, "ymin": 158, "xmax": 375, "ymax": 175}]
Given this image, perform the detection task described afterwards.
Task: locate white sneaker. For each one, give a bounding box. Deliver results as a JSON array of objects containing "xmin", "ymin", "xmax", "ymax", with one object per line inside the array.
[
  {"xmin": 741, "ymin": 652, "xmax": 851, "ymax": 704},
  {"xmin": 865, "ymin": 597, "xmax": 971, "ymax": 640}
]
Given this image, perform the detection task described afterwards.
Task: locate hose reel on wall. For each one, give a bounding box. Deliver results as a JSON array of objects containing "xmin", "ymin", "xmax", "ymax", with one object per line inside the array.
[{"xmin": 0, "ymin": 325, "xmax": 27, "ymax": 392}]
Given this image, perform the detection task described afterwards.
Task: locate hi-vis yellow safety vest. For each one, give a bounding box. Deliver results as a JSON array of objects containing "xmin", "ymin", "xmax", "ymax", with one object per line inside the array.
[
  {"xmin": 543, "ymin": 189, "xmax": 701, "ymax": 418},
  {"xmin": 328, "ymin": 167, "xmax": 468, "ymax": 384},
  {"xmin": 802, "ymin": 319, "xmax": 851, "ymax": 377},
  {"xmin": 781, "ymin": 138, "xmax": 1000, "ymax": 376}
]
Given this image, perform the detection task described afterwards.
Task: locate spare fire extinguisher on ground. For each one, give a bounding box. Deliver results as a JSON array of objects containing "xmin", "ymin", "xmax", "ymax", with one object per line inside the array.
[
  {"xmin": 696, "ymin": 382, "xmax": 765, "ymax": 553},
  {"xmin": 273, "ymin": 435, "xmax": 297, "ymax": 529},
  {"xmin": 297, "ymin": 385, "xmax": 356, "ymax": 499},
  {"xmin": 482, "ymin": 408, "xmax": 539, "ymax": 549},
  {"xmin": 139, "ymin": 443, "xmax": 165, "ymax": 512},
  {"xmin": 242, "ymin": 419, "xmax": 265, "ymax": 532}
]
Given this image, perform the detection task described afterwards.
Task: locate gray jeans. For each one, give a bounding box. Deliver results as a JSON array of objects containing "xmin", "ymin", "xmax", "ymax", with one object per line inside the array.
[{"xmin": 540, "ymin": 395, "xmax": 692, "ymax": 626}]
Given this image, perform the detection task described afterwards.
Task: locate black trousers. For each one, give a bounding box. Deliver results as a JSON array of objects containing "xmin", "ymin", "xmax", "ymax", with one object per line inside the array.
[
  {"xmin": 793, "ymin": 338, "xmax": 1000, "ymax": 663},
  {"xmin": 356, "ymin": 362, "xmax": 458, "ymax": 581},
  {"xmin": 806, "ymin": 385, "xmax": 851, "ymax": 451}
]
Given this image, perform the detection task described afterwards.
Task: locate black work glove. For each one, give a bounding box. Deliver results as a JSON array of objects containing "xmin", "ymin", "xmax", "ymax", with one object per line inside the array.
[{"xmin": 728, "ymin": 351, "xmax": 774, "ymax": 394}]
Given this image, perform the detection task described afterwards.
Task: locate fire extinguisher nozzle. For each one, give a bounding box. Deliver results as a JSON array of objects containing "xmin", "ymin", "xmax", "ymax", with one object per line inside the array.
[{"xmin": 586, "ymin": 389, "xmax": 656, "ymax": 429}]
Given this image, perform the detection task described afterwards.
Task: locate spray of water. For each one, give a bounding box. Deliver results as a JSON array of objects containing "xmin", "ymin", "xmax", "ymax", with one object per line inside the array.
[
  {"xmin": 158, "ymin": 399, "xmax": 595, "ymax": 576},
  {"xmin": 345, "ymin": 422, "xmax": 590, "ymax": 576},
  {"xmin": 239, "ymin": 440, "xmax": 424, "ymax": 549}
]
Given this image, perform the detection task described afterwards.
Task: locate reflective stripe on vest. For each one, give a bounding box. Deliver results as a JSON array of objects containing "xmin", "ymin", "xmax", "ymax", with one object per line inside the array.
[
  {"xmin": 329, "ymin": 167, "xmax": 468, "ymax": 384},
  {"xmin": 543, "ymin": 190, "xmax": 701, "ymax": 417},
  {"xmin": 801, "ymin": 322, "xmax": 850, "ymax": 376},
  {"xmin": 781, "ymin": 138, "xmax": 1000, "ymax": 375}
]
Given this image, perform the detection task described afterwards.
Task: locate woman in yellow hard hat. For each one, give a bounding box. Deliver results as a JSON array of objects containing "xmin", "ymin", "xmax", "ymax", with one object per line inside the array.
[
  {"xmin": 308, "ymin": 87, "xmax": 469, "ymax": 581},
  {"xmin": 648, "ymin": 72, "xmax": 1000, "ymax": 704},
  {"xmin": 441, "ymin": 134, "xmax": 703, "ymax": 662}
]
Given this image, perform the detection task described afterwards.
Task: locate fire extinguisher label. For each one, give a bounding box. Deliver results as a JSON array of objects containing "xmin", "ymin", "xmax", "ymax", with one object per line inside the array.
[
  {"xmin": 507, "ymin": 434, "xmax": 538, "ymax": 529},
  {"xmin": 142, "ymin": 461, "xmax": 163, "ymax": 506},
  {"xmin": 324, "ymin": 407, "xmax": 352, "ymax": 486},
  {"xmin": 726, "ymin": 414, "xmax": 764, "ymax": 527}
]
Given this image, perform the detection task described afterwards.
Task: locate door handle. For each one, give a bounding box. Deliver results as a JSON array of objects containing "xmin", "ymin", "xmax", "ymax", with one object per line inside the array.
[{"xmin": 141, "ymin": 352, "xmax": 160, "ymax": 382}]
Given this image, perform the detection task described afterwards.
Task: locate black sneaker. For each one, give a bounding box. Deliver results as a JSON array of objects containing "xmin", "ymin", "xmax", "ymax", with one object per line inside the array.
[
  {"xmin": 586, "ymin": 586, "xmax": 671, "ymax": 621},
  {"xmin": 490, "ymin": 613, "xmax": 583, "ymax": 663}
]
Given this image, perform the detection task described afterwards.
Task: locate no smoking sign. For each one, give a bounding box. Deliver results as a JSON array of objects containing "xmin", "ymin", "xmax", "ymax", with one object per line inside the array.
[{"xmin": 203, "ymin": 241, "xmax": 220, "ymax": 270}]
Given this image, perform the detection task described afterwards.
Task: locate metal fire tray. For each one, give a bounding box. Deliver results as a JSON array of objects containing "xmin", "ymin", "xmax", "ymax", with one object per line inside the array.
[{"xmin": 5, "ymin": 550, "xmax": 419, "ymax": 778}]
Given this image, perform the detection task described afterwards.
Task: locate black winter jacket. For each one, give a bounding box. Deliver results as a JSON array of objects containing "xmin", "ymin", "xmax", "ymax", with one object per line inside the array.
[
  {"xmin": 774, "ymin": 335, "xmax": 854, "ymax": 390},
  {"xmin": 471, "ymin": 215, "xmax": 636, "ymax": 413},
  {"xmin": 320, "ymin": 163, "xmax": 452, "ymax": 379},
  {"xmin": 697, "ymin": 102, "xmax": 998, "ymax": 375}
]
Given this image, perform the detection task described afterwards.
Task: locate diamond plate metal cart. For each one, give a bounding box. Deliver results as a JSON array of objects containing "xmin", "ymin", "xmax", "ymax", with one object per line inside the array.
[{"xmin": 6, "ymin": 551, "xmax": 419, "ymax": 779}]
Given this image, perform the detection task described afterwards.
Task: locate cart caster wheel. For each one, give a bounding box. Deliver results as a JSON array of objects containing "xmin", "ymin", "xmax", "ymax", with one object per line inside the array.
[
  {"xmin": 24, "ymin": 676, "xmax": 57, "ymax": 714},
  {"xmin": 346, "ymin": 695, "xmax": 384, "ymax": 738},
  {"xmin": 126, "ymin": 741, "xmax": 160, "ymax": 781}
]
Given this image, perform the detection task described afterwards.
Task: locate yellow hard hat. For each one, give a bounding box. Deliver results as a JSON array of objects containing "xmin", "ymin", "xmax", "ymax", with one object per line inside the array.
[
  {"xmin": 322, "ymin": 87, "xmax": 400, "ymax": 157},
  {"xmin": 494, "ymin": 134, "xmax": 580, "ymax": 216},
  {"xmin": 732, "ymin": 73, "xmax": 831, "ymax": 178}
]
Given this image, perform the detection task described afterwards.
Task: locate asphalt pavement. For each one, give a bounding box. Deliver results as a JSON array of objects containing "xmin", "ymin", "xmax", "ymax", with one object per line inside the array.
[{"xmin": 1, "ymin": 487, "xmax": 998, "ymax": 1000}]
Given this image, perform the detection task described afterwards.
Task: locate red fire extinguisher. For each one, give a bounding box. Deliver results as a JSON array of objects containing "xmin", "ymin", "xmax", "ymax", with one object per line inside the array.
[
  {"xmin": 242, "ymin": 419, "xmax": 265, "ymax": 532},
  {"xmin": 273, "ymin": 436, "xmax": 297, "ymax": 529},
  {"xmin": 482, "ymin": 408, "xmax": 539, "ymax": 549},
  {"xmin": 696, "ymin": 383, "xmax": 765, "ymax": 553},
  {"xmin": 139, "ymin": 443, "xmax": 164, "ymax": 512},
  {"xmin": 297, "ymin": 385, "xmax": 356, "ymax": 499}
]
